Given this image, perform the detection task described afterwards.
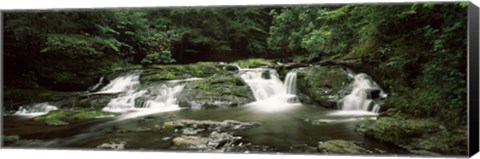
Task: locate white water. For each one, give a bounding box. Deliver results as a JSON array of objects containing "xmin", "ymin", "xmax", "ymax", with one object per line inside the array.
[
  {"xmin": 96, "ymin": 74, "xmax": 140, "ymax": 94},
  {"xmin": 98, "ymin": 73, "xmax": 201, "ymax": 120},
  {"xmin": 339, "ymin": 72, "xmax": 386, "ymax": 113},
  {"xmin": 239, "ymin": 68, "xmax": 301, "ymax": 113},
  {"xmin": 14, "ymin": 103, "xmax": 58, "ymax": 117}
]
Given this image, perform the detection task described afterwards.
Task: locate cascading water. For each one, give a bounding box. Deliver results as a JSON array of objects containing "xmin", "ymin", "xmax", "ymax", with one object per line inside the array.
[
  {"xmin": 97, "ymin": 72, "xmax": 201, "ymax": 120},
  {"xmin": 239, "ymin": 68, "xmax": 301, "ymax": 113},
  {"xmin": 96, "ymin": 74, "xmax": 140, "ymax": 94},
  {"xmin": 14, "ymin": 102, "xmax": 58, "ymax": 117},
  {"xmin": 339, "ymin": 72, "xmax": 386, "ymax": 114}
]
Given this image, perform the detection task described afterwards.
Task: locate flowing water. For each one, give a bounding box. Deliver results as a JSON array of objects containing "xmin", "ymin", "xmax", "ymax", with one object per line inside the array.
[
  {"xmin": 239, "ymin": 68, "xmax": 301, "ymax": 113},
  {"xmin": 4, "ymin": 67, "xmax": 404, "ymax": 154},
  {"xmin": 14, "ymin": 103, "xmax": 59, "ymax": 117},
  {"xmin": 338, "ymin": 72, "xmax": 386, "ymax": 114}
]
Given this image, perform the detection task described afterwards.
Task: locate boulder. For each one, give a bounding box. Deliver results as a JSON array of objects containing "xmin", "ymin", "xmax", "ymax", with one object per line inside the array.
[
  {"xmin": 363, "ymin": 115, "xmax": 468, "ymax": 155},
  {"xmin": 96, "ymin": 141, "xmax": 127, "ymax": 150},
  {"xmin": 317, "ymin": 140, "xmax": 371, "ymax": 154},
  {"xmin": 172, "ymin": 131, "xmax": 241, "ymax": 151},
  {"xmin": 140, "ymin": 62, "xmax": 222, "ymax": 84},
  {"xmin": 33, "ymin": 109, "xmax": 118, "ymax": 126},
  {"xmin": 296, "ymin": 66, "xmax": 350, "ymax": 108},
  {"xmin": 177, "ymin": 72, "xmax": 255, "ymax": 109},
  {"xmin": 53, "ymin": 93, "xmax": 120, "ymax": 110},
  {"xmin": 163, "ymin": 119, "xmax": 260, "ymax": 132}
]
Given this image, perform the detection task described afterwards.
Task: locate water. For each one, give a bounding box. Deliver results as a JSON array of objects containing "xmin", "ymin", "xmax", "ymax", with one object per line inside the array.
[
  {"xmin": 96, "ymin": 73, "xmax": 140, "ymax": 94},
  {"xmin": 14, "ymin": 103, "xmax": 59, "ymax": 117},
  {"xmin": 238, "ymin": 68, "xmax": 301, "ymax": 113},
  {"xmin": 339, "ymin": 72, "xmax": 386, "ymax": 113},
  {"xmin": 3, "ymin": 105, "xmax": 406, "ymax": 154},
  {"xmin": 99, "ymin": 72, "xmax": 201, "ymax": 120},
  {"xmin": 3, "ymin": 67, "xmax": 405, "ymax": 154}
]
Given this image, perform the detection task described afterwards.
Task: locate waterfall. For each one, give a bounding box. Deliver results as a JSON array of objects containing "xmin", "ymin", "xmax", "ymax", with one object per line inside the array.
[
  {"xmin": 340, "ymin": 72, "xmax": 386, "ymax": 113},
  {"xmin": 97, "ymin": 73, "xmax": 201, "ymax": 119},
  {"xmin": 14, "ymin": 103, "xmax": 58, "ymax": 117},
  {"xmin": 284, "ymin": 71, "xmax": 297, "ymax": 95},
  {"xmin": 239, "ymin": 68, "xmax": 301, "ymax": 113},
  {"xmin": 96, "ymin": 73, "xmax": 140, "ymax": 94}
]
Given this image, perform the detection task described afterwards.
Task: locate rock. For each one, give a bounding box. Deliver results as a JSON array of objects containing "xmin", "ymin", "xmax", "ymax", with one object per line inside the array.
[
  {"xmin": 163, "ymin": 119, "xmax": 260, "ymax": 131},
  {"xmin": 3, "ymin": 88, "xmax": 81, "ymax": 111},
  {"xmin": 96, "ymin": 141, "xmax": 127, "ymax": 150},
  {"xmin": 177, "ymin": 72, "xmax": 255, "ymax": 109},
  {"xmin": 296, "ymin": 66, "xmax": 350, "ymax": 109},
  {"xmin": 363, "ymin": 116, "xmax": 467, "ymax": 155},
  {"xmin": 223, "ymin": 64, "xmax": 240, "ymax": 72},
  {"xmin": 171, "ymin": 131, "xmax": 241, "ymax": 151},
  {"xmin": 34, "ymin": 109, "xmax": 119, "ymax": 126},
  {"xmin": 140, "ymin": 62, "xmax": 221, "ymax": 84},
  {"xmin": 3, "ymin": 135, "xmax": 20, "ymax": 145},
  {"xmin": 317, "ymin": 140, "xmax": 371, "ymax": 154},
  {"xmin": 52, "ymin": 93, "xmax": 119, "ymax": 110},
  {"xmin": 289, "ymin": 144, "xmax": 318, "ymax": 153},
  {"xmin": 237, "ymin": 58, "xmax": 274, "ymax": 69}
]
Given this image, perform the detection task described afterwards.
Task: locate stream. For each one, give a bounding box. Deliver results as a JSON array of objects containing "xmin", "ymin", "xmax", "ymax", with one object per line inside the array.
[{"xmin": 3, "ymin": 65, "xmax": 406, "ymax": 154}]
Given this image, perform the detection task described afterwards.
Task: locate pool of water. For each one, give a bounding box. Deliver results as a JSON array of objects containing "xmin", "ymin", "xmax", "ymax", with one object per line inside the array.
[{"xmin": 3, "ymin": 104, "xmax": 407, "ymax": 154}]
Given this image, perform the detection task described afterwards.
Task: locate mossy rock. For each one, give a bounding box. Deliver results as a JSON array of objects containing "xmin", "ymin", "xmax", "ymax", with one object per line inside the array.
[
  {"xmin": 177, "ymin": 72, "xmax": 255, "ymax": 109},
  {"xmin": 140, "ymin": 62, "xmax": 221, "ymax": 84},
  {"xmin": 3, "ymin": 88, "xmax": 80, "ymax": 111},
  {"xmin": 317, "ymin": 140, "xmax": 371, "ymax": 154},
  {"xmin": 237, "ymin": 58, "xmax": 274, "ymax": 69},
  {"xmin": 296, "ymin": 66, "xmax": 350, "ymax": 108},
  {"xmin": 363, "ymin": 115, "xmax": 467, "ymax": 155},
  {"xmin": 3, "ymin": 135, "xmax": 20, "ymax": 145},
  {"xmin": 34, "ymin": 109, "xmax": 119, "ymax": 126},
  {"xmin": 363, "ymin": 117, "xmax": 439, "ymax": 144}
]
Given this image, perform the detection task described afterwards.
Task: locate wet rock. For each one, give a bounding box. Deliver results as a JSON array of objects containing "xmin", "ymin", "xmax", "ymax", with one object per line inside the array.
[
  {"xmin": 289, "ymin": 144, "xmax": 318, "ymax": 153},
  {"xmin": 163, "ymin": 119, "xmax": 260, "ymax": 132},
  {"xmin": 178, "ymin": 72, "xmax": 255, "ymax": 109},
  {"xmin": 140, "ymin": 62, "xmax": 221, "ymax": 84},
  {"xmin": 3, "ymin": 135, "xmax": 20, "ymax": 145},
  {"xmin": 363, "ymin": 116, "xmax": 468, "ymax": 155},
  {"xmin": 296, "ymin": 66, "xmax": 350, "ymax": 109},
  {"xmin": 171, "ymin": 131, "xmax": 241, "ymax": 151},
  {"xmin": 96, "ymin": 141, "xmax": 127, "ymax": 150},
  {"xmin": 52, "ymin": 93, "xmax": 119, "ymax": 110},
  {"xmin": 33, "ymin": 109, "xmax": 119, "ymax": 126},
  {"xmin": 223, "ymin": 64, "xmax": 240, "ymax": 72},
  {"xmin": 317, "ymin": 140, "xmax": 371, "ymax": 154},
  {"xmin": 3, "ymin": 88, "xmax": 81, "ymax": 111}
]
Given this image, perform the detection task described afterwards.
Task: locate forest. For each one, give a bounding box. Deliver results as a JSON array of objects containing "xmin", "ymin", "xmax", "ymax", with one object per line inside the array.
[{"xmin": 2, "ymin": 2, "xmax": 470, "ymax": 156}]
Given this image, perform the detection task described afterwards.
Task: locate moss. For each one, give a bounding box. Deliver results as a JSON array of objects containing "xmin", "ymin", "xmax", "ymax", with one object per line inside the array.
[
  {"xmin": 34, "ymin": 109, "xmax": 118, "ymax": 126},
  {"xmin": 3, "ymin": 88, "xmax": 79, "ymax": 110},
  {"xmin": 141, "ymin": 62, "xmax": 221, "ymax": 84},
  {"xmin": 43, "ymin": 118, "xmax": 69, "ymax": 126},
  {"xmin": 318, "ymin": 140, "xmax": 371, "ymax": 154},
  {"xmin": 237, "ymin": 58, "xmax": 273, "ymax": 68},
  {"xmin": 364, "ymin": 117, "xmax": 438, "ymax": 144},
  {"xmin": 194, "ymin": 81, "xmax": 211, "ymax": 91},
  {"xmin": 363, "ymin": 115, "xmax": 467, "ymax": 155},
  {"xmin": 296, "ymin": 66, "xmax": 349, "ymax": 107}
]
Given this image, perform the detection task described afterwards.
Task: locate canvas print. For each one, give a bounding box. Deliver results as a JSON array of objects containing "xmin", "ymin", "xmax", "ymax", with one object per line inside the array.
[{"xmin": 2, "ymin": 2, "xmax": 470, "ymax": 157}]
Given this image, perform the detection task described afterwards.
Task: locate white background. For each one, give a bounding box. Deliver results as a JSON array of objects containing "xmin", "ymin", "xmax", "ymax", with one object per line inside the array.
[{"xmin": 0, "ymin": 0, "xmax": 479, "ymax": 159}]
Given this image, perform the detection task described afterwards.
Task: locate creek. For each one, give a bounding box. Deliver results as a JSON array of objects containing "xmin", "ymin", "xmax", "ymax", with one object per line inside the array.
[{"xmin": 3, "ymin": 64, "xmax": 405, "ymax": 154}]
